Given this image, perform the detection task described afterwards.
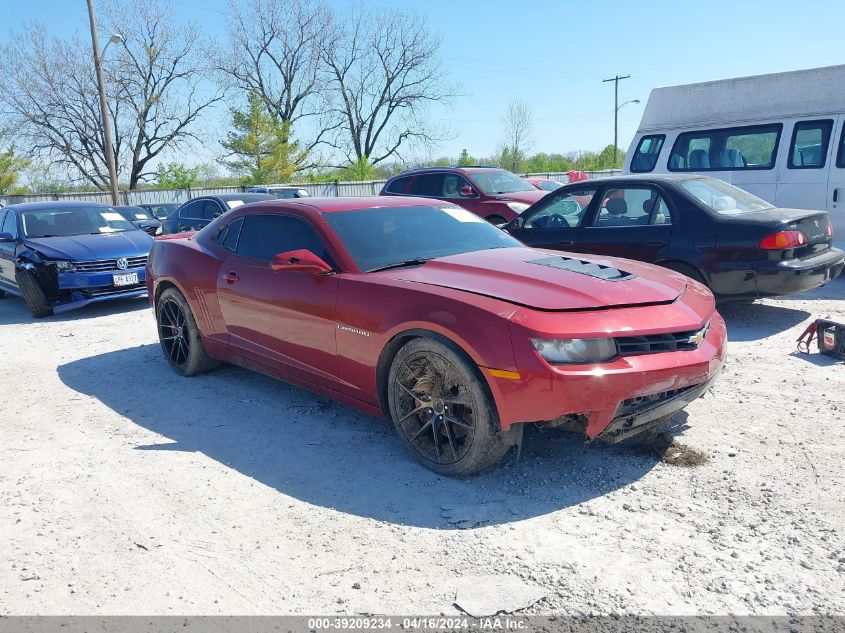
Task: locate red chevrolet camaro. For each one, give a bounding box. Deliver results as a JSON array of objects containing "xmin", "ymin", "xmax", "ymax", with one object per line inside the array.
[{"xmin": 146, "ymin": 196, "xmax": 726, "ymax": 476}]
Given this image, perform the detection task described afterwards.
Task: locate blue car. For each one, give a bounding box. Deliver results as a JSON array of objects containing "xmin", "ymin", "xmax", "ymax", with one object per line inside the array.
[{"xmin": 0, "ymin": 201, "xmax": 153, "ymax": 317}]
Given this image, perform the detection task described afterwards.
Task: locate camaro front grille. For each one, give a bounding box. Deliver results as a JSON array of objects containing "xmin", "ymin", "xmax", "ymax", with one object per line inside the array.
[
  {"xmin": 73, "ymin": 256, "xmax": 148, "ymax": 272},
  {"xmin": 615, "ymin": 384, "xmax": 702, "ymax": 418},
  {"xmin": 616, "ymin": 323, "xmax": 709, "ymax": 355}
]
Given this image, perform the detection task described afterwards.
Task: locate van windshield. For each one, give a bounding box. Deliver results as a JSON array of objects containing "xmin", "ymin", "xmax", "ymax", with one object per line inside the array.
[{"xmin": 679, "ymin": 177, "xmax": 774, "ymax": 215}]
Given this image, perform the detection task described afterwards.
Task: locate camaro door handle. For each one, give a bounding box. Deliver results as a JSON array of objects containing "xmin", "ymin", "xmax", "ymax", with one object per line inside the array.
[{"xmin": 223, "ymin": 271, "xmax": 239, "ymax": 284}]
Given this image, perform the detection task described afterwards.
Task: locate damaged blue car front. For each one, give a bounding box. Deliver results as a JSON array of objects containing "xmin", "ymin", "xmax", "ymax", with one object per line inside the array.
[{"xmin": 0, "ymin": 202, "xmax": 153, "ymax": 317}]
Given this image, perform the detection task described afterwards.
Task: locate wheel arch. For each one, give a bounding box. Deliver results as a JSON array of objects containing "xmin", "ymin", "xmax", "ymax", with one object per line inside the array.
[
  {"xmin": 375, "ymin": 327, "xmax": 497, "ymax": 421},
  {"xmin": 657, "ymin": 258, "xmax": 709, "ymax": 285}
]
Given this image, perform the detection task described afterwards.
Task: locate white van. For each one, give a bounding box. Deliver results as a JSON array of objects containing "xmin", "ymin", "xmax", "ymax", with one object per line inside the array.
[{"xmin": 624, "ymin": 65, "xmax": 845, "ymax": 248}]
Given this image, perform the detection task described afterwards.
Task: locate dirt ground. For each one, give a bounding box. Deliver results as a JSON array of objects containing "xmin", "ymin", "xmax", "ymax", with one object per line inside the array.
[{"xmin": 0, "ymin": 279, "xmax": 843, "ymax": 616}]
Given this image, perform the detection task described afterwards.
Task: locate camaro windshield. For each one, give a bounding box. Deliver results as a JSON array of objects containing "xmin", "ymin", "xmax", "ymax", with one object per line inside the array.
[
  {"xmin": 680, "ymin": 177, "xmax": 774, "ymax": 215},
  {"xmin": 21, "ymin": 206, "xmax": 138, "ymax": 237},
  {"xmin": 324, "ymin": 205, "xmax": 522, "ymax": 272},
  {"xmin": 470, "ymin": 170, "xmax": 536, "ymax": 195}
]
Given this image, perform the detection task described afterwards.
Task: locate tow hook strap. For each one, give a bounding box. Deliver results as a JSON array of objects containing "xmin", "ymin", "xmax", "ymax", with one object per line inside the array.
[{"xmin": 797, "ymin": 320, "xmax": 818, "ymax": 354}]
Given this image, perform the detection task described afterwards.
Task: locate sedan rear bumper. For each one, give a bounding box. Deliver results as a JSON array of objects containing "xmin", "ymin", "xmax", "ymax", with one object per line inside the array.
[{"xmin": 710, "ymin": 247, "xmax": 844, "ymax": 300}]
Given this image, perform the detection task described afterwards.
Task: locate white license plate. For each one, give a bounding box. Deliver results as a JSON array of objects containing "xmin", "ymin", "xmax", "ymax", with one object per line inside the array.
[{"xmin": 113, "ymin": 272, "xmax": 139, "ymax": 286}]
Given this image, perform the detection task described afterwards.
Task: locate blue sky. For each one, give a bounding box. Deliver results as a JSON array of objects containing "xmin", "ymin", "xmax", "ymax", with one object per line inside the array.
[{"xmin": 3, "ymin": 0, "xmax": 845, "ymax": 165}]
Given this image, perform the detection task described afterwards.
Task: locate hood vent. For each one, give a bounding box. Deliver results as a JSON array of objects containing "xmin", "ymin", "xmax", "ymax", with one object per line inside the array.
[{"xmin": 528, "ymin": 256, "xmax": 635, "ymax": 281}]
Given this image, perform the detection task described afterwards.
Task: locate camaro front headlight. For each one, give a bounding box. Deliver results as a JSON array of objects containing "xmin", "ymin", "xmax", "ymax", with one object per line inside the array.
[
  {"xmin": 506, "ymin": 202, "xmax": 530, "ymax": 214},
  {"xmin": 52, "ymin": 260, "xmax": 77, "ymax": 272},
  {"xmin": 531, "ymin": 338, "xmax": 618, "ymax": 364}
]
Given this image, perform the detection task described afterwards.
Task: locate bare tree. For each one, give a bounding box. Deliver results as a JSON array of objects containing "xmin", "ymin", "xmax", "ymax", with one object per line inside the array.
[
  {"xmin": 499, "ymin": 98, "xmax": 533, "ymax": 173},
  {"xmin": 320, "ymin": 7, "xmax": 453, "ymax": 166},
  {"xmin": 102, "ymin": 0, "xmax": 224, "ymax": 188},
  {"xmin": 217, "ymin": 0, "xmax": 333, "ymax": 165},
  {"xmin": 0, "ymin": 1, "xmax": 222, "ymax": 190}
]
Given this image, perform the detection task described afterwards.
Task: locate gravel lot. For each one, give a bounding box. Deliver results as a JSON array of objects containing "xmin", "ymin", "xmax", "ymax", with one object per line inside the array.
[{"xmin": 1, "ymin": 279, "xmax": 843, "ymax": 616}]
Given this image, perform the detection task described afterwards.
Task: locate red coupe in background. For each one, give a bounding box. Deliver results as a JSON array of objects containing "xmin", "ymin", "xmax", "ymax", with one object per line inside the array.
[{"xmin": 146, "ymin": 197, "xmax": 726, "ymax": 476}]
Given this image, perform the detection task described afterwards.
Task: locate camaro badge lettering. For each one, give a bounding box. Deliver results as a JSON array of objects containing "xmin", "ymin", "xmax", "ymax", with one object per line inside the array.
[{"xmin": 337, "ymin": 324, "xmax": 370, "ymax": 337}]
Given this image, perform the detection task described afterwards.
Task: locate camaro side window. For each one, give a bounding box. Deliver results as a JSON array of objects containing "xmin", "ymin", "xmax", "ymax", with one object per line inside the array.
[{"xmin": 236, "ymin": 215, "xmax": 333, "ymax": 265}]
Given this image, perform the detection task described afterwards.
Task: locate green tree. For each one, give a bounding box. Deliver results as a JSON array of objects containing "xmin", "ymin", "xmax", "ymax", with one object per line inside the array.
[
  {"xmin": 343, "ymin": 157, "xmax": 378, "ymax": 181},
  {"xmin": 456, "ymin": 149, "xmax": 475, "ymax": 167},
  {"xmin": 156, "ymin": 163, "xmax": 201, "ymax": 189},
  {"xmin": 221, "ymin": 92, "xmax": 308, "ymax": 184},
  {"xmin": 0, "ymin": 132, "xmax": 29, "ymax": 194}
]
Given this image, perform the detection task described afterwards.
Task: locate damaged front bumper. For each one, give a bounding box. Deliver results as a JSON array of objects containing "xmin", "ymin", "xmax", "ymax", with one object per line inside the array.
[{"xmin": 596, "ymin": 369, "xmax": 721, "ymax": 443}]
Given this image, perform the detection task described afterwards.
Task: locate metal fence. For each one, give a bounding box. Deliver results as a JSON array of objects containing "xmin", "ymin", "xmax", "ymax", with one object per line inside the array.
[{"xmin": 0, "ymin": 170, "xmax": 622, "ymax": 206}]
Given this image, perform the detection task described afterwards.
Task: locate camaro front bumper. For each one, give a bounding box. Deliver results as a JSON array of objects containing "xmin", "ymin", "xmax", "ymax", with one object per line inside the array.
[
  {"xmin": 51, "ymin": 267, "xmax": 148, "ymax": 313},
  {"xmin": 484, "ymin": 310, "xmax": 727, "ymax": 440}
]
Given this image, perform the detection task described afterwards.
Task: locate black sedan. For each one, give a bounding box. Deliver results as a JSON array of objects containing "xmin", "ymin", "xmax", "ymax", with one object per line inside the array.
[
  {"xmin": 158, "ymin": 193, "xmax": 273, "ymax": 235},
  {"xmin": 504, "ymin": 175, "xmax": 844, "ymax": 301},
  {"xmin": 137, "ymin": 202, "xmax": 179, "ymax": 221},
  {"xmin": 115, "ymin": 205, "xmax": 162, "ymax": 236}
]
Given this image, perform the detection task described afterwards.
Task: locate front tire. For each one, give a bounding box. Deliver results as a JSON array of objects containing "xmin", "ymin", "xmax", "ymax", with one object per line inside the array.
[
  {"xmin": 387, "ymin": 337, "xmax": 521, "ymax": 477},
  {"xmin": 156, "ymin": 287, "xmax": 220, "ymax": 376},
  {"xmin": 486, "ymin": 214, "xmax": 507, "ymax": 225},
  {"xmin": 16, "ymin": 270, "xmax": 53, "ymax": 318}
]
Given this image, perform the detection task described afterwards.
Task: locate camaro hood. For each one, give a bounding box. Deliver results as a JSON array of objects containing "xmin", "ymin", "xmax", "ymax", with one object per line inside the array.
[
  {"xmin": 24, "ymin": 231, "xmax": 153, "ymax": 261},
  {"xmin": 377, "ymin": 247, "xmax": 686, "ymax": 310}
]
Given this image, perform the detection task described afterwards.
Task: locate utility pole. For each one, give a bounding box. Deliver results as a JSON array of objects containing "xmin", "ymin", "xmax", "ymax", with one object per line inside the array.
[
  {"xmin": 603, "ymin": 74, "xmax": 630, "ymax": 167},
  {"xmin": 86, "ymin": 0, "xmax": 120, "ymax": 205}
]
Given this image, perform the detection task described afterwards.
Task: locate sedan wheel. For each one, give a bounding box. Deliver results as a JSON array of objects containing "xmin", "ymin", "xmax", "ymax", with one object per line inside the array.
[{"xmin": 388, "ymin": 337, "xmax": 521, "ymax": 477}]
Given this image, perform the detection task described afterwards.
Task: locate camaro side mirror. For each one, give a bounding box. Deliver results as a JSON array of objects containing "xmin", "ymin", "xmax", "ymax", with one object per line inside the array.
[
  {"xmin": 510, "ymin": 216, "xmax": 525, "ymax": 230},
  {"xmin": 459, "ymin": 185, "xmax": 475, "ymax": 197},
  {"xmin": 271, "ymin": 249, "xmax": 333, "ymax": 274},
  {"xmin": 0, "ymin": 232, "xmax": 14, "ymax": 242}
]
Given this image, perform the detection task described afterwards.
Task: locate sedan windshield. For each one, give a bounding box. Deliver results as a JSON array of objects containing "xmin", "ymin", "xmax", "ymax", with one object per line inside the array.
[
  {"xmin": 21, "ymin": 206, "xmax": 138, "ymax": 237},
  {"xmin": 536, "ymin": 180, "xmax": 564, "ymax": 191},
  {"xmin": 142, "ymin": 204, "xmax": 177, "ymax": 220},
  {"xmin": 470, "ymin": 170, "xmax": 536, "ymax": 195},
  {"xmin": 324, "ymin": 205, "xmax": 522, "ymax": 272},
  {"xmin": 680, "ymin": 177, "xmax": 774, "ymax": 215},
  {"xmin": 118, "ymin": 207, "xmax": 155, "ymax": 221}
]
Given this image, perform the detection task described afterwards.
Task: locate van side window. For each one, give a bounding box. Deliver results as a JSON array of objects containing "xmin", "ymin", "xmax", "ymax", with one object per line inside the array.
[
  {"xmin": 668, "ymin": 124, "xmax": 782, "ymax": 171},
  {"xmin": 630, "ymin": 135, "xmax": 665, "ymax": 173},
  {"xmin": 836, "ymin": 125, "xmax": 845, "ymax": 169},
  {"xmin": 788, "ymin": 120, "xmax": 833, "ymax": 169}
]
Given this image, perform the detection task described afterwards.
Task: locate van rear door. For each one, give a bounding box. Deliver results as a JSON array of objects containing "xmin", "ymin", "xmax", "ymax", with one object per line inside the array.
[
  {"xmin": 827, "ymin": 116, "xmax": 845, "ymax": 250},
  {"xmin": 775, "ymin": 117, "xmax": 836, "ymax": 212}
]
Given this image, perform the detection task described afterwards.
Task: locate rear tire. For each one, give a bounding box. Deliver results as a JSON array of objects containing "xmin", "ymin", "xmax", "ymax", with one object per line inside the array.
[
  {"xmin": 16, "ymin": 270, "xmax": 53, "ymax": 318},
  {"xmin": 156, "ymin": 287, "xmax": 220, "ymax": 376},
  {"xmin": 387, "ymin": 337, "xmax": 521, "ymax": 477}
]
